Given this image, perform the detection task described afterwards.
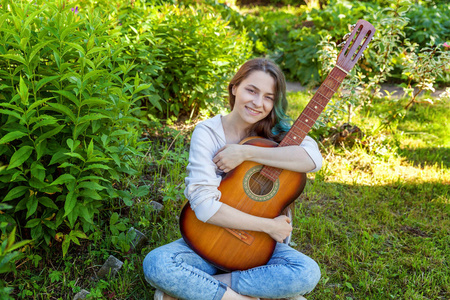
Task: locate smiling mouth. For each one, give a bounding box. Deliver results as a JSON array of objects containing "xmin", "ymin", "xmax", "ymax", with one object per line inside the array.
[{"xmin": 246, "ymin": 106, "xmax": 261, "ymax": 115}]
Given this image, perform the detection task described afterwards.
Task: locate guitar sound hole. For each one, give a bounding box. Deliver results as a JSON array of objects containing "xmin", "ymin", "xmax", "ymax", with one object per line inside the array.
[{"xmin": 249, "ymin": 172, "xmax": 274, "ymax": 196}]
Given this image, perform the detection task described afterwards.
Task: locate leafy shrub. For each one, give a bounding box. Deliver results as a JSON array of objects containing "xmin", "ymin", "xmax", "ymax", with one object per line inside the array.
[
  {"xmin": 405, "ymin": 3, "xmax": 450, "ymax": 47},
  {"xmin": 146, "ymin": 4, "xmax": 253, "ymax": 118},
  {"xmin": 85, "ymin": 0, "xmax": 253, "ymax": 119},
  {"xmin": 0, "ymin": 1, "xmax": 150, "ymax": 254}
]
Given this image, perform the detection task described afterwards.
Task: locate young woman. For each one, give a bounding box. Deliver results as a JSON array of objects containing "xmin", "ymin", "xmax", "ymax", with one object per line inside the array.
[{"xmin": 143, "ymin": 58, "xmax": 322, "ymax": 300}]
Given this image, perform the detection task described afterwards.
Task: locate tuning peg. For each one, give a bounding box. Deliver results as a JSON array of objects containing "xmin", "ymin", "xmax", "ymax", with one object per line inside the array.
[
  {"xmin": 348, "ymin": 23, "xmax": 356, "ymax": 32},
  {"xmin": 342, "ymin": 32, "xmax": 351, "ymax": 41},
  {"xmin": 337, "ymin": 41, "xmax": 346, "ymax": 48}
]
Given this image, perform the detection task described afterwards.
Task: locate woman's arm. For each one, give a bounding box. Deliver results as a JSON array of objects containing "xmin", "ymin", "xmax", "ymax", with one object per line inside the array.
[
  {"xmin": 213, "ymin": 143, "xmax": 317, "ymax": 174},
  {"xmin": 207, "ymin": 203, "xmax": 292, "ymax": 243}
]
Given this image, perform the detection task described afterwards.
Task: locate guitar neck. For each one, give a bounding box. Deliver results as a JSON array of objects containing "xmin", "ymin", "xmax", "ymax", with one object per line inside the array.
[{"xmin": 260, "ymin": 66, "xmax": 348, "ymax": 181}]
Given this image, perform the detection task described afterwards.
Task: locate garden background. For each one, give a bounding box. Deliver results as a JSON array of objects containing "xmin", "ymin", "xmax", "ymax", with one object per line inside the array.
[{"xmin": 0, "ymin": 0, "xmax": 449, "ymax": 299}]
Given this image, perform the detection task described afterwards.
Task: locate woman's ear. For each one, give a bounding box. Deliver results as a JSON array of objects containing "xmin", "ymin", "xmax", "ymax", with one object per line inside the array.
[{"xmin": 232, "ymin": 84, "xmax": 237, "ymax": 96}]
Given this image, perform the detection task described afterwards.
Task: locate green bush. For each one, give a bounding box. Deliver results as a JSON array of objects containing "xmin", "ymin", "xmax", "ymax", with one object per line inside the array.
[
  {"xmin": 405, "ymin": 3, "xmax": 450, "ymax": 47},
  {"xmin": 87, "ymin": 0, "xmax": 253, "ymax": 118},
  {"xmin": 0, "ymin": 0, "xmax": 150, "ymax": 253},
  {"xmin": 147, "ymin": 4, "xmax": 253, "ymax": 118}
]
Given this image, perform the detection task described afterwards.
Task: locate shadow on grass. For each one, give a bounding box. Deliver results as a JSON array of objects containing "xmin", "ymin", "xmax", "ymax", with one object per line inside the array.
[
  {"xmin": 397, "ymin": 146, "xmax": 450, "ymax": 168},
  {"xmin": 297, "ymin": 178, "xmax": 449, "ymax": 299}
]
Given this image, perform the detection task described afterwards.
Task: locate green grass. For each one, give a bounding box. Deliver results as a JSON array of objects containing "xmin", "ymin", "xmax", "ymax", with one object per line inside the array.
[
  {"xmin": 287, "ymin": 91, "xmax": 449, "ymax": 299},
  {"xmin": 2, "ymin": 93, "xmax": 449, "ymax": 299}
]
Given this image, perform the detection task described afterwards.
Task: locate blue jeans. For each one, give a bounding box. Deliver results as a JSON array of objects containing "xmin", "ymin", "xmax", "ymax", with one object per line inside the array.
[{"xmin": 143, "ymin": 238, "xmax": 321, "ymax": 299}]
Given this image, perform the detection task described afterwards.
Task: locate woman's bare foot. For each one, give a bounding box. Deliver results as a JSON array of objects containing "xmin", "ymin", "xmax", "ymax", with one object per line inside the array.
[
  {"xmin": 222, "ymin": 287, "xmax": 260, "ymax": 300},
  {"xmin": 162, "ymin": 294, "xmax": 177, "ymax": 300},
  {"xmin": 154, "ymin": 289, "xmax": 177, "ymax": 300}
]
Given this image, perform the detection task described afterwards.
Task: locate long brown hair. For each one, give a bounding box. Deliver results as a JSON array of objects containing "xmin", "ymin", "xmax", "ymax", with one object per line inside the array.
[{"xmin": 228, "ymin": 58, "xmax": 290, "ymax": 142}]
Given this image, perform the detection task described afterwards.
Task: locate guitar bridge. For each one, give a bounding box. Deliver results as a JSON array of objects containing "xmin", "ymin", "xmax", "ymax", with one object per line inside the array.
[{"xmin": 224, "ymin": 228, "xmax": 254, "ymax": 245}]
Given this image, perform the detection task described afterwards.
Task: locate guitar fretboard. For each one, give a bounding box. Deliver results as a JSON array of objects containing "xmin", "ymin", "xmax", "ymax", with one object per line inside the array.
[{"xmin": 260, "ymin": 66, "xmax": 348, "ymax": 181}]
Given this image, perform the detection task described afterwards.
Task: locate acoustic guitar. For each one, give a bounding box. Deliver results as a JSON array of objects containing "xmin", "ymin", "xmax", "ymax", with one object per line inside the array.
[{"xmin": 179, "ymin": 20, "xmax": 376, "ymax": 271}]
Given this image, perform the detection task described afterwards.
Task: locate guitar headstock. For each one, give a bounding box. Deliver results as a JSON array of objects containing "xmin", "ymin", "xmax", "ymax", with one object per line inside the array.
[{"xmin": 337, "ymin": 20, "xmax": 375, "ymax": 73}]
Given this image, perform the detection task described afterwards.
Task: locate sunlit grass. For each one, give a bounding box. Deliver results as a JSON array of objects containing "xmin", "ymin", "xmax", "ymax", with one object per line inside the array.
[{"xmin": 287, "ymin": 90, "xmax": 449, "ymax": 299}]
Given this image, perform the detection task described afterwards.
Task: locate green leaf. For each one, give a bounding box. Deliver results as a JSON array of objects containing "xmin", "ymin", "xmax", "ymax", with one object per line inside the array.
[
  {"xmin": 78, "ymin": 205, "xmax": 94, "ymax": 223},
  {"xmin": 35, "ymin": 124, "xmax": 65, "ymax": 145},
  {"xmin": 86, "ymin": 46, "xmax": 106, "ymax": 56},
  {"xmin": 62, "ymin": 238, "xmax": 70, "ymax": 257},
  {"xmin": 64, "ymin": 191, "xmax": 77, "ymax": 217},
  {"xmin": 19, "ymin": 77, "xmax": 29, "ymax": 105},
  {"xmin": 51, "ymin": 90, "xmax": 80, "ymax": 107},
  {"xmin": 83, "ymin": 164, "xmax": 111, "ymax": 171},
  {"xmin": 1, "ymin": 54, "xmax": 26, "ymax": 65},
  {"xmin": 23, "ymin": 6, "xmax": 45, "ymax": 28},
  {"xmin": 46, "ymin": 103, "xmax": 76, "ymax": 122},
  {"xmin": 28, "ymin": 97, "xmax": 54, "ymax": 112},
  {"xmin": 25, "ymin": 218, "xmax": 41, "ymax": 228},
  {"xmin": 74, "ymin": 122, "xmax": 89, "ymax": 140},
  {"xmin": 148, "ymin": 94, "xmax": 163, "ymax": 111},
  {"xmin": 0, "ymin": 109, "xmax": 23, "ymax": 121},
  {"xmin": 51, "ymin": 174, "xmax": 76, "ymax": 186},
  {"xmin": 0, "ymin": 131, "xmax": 28, "ymax": 144},
  {"xmin": 49, "ymin": 150, "xmax": 68, "ymax": 165},
  {"xmin": 76, "ymin": 113, "xmax": 107, "ymax": 124},
  {"xmin": 83, "ymin": 70, "xmax": 104, "ymax": 84},
  {"xmin": 111, "ymin": 130, "xmax": 130, "ymax": 136},
  {"xmin": 78, "ymin": 175, "xmax": 109, "ymax": 182},
  {"xmin": 79, "ymin": 189, "xmax": 101, "ymax": 200},
  {"xmin": 66, "ymin": 139, "xmax": 81, "ymax": 152},
  {"xmin": 38, "ymin": 197, "xmax": 58, "ymax": 210},
  {"xmin": 34, "ymin": 76, "xmax": 59, "ymax": 92},
  {"xmin": 7, "ymin": 146, "xmax": 33, "ymax": 170},
  {"xmin": 30, "ymin": 116, "xmax": 58, "ymax": 133},
  {"xmin": 80, "ymin": 98, "xmax": 110, "ymax": 108},
  {"xmin": 2, "ymin": 186, "xmax": 29, "ymax": 202},
  {"xmin": 64, "ymin": 152, "xmax": 85, "ymax": 162},
  {"xmin": 110, "ymin": 212, "xmax": 119, "ymax": 225},
  {"xmin": 6, "ymin": 239, "xmax": 32, "ymax": 253},
  {"xmin": 0, "ymin": 103, "xmax": 24, "ymax": 113},
  {"xmin": 136, "ymin": 185, "xmax": 149, "ymax": 197},
  {"xmin": 77, "ymin": 181, "xmax": 106, "ymax": 191},
  {"xmin": 87, "ymin": 139, "xmax": 94, "ymax": 158},
  {"xmin": 133, "ymin": 83, "xmax": 152, "ymax": 95},
  {"xmin": 70, "ymin": 230, "xmax": 88, "ymax": 239},
  {"xmin": 29, "ymin": 40, "xmax": 54, "ymax": 63},
  {"xmin": 65, "ymin": 42, "xmax": 86, "ymax": 56},
  {"xmin": 26, "ymin": 195, "xmax": 38, "ymax": 218},
  {"xmin": 30, "ymin": 161, "xmax": 45, "ymax": 182},
  {"xmin": 60, "ymin": 24, "xmax": 78, "ymax": 42}
]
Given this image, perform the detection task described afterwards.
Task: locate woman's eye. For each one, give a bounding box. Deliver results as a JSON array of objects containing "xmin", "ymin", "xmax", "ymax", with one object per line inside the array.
[{"xmin": 247, "ymin": 88, "xmax": 255, "ymax": 94}]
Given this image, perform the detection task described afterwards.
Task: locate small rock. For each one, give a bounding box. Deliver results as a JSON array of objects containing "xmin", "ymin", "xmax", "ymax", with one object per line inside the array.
[
  {"xmin": 150, "ymin": 201, "xmax": 163, "ymax": 213},
  {"xmin": 128, "ymin": 227, "xmax": 148, "ymax": 250},
  {"xmin": 73, "ymin": 289, "xmax": 90, "ymax": 300},
  {"xmin": 97, "ymin": 255, "xmax": 123, "ymax": 278}
]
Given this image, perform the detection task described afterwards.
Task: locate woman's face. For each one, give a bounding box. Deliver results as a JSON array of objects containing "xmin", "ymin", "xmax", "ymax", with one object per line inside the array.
[{"xmin": 231, "ymin": 70, "xmax": 276, "ymax": 127}]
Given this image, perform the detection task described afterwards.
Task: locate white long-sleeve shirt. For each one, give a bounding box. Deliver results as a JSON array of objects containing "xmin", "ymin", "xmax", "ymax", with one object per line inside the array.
[{"xmin": 184, "ymin": 115, "xmax": 322, "ymax": 222}]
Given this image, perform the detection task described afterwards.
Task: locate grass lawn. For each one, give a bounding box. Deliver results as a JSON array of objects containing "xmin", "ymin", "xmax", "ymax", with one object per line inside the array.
[
  {"xmin": 3, "ymin": 91, "xmax": 449, "ymax": 299},
  {"xmin": 287, "ymin": 91, "xmax": 449, "ymax": 299}
]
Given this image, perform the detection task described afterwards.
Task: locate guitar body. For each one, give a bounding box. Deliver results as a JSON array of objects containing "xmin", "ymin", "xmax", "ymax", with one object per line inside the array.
[{"xmin": 179, "ymin": 137, "xmax": 307, "ymax": 271}]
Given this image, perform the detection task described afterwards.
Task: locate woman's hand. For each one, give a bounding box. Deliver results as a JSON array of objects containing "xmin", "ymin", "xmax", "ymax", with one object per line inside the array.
[
  {"xmin": 213, "ymin": 144, "xmax": 248, "ymax": 173},
  {"xmin": 208, "ymin": 204, "xmax": 292, "ymax": 244},
  {"xmin": 264, "ymin": 215, "xmax": 292, "ymax": 243}
]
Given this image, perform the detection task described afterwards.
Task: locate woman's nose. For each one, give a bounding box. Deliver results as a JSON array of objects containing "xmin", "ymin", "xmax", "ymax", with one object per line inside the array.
[{"xmin": 252, "ymin": 95, "xmax": 263, "ymax": 106}]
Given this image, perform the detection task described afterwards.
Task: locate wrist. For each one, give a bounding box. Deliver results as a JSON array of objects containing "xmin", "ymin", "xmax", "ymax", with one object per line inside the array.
[
  {"xmin": 259, "ymin": 217, "xmax": 274, "ymax": 234},
  {"xmin": 242, "ymin": 145, "xmax": 254, "ymax": 161}
]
